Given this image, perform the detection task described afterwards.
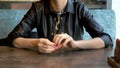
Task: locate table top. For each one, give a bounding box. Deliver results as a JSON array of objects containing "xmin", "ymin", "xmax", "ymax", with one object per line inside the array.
[{"xmin": 0, "ymin": 46, "xmax": 114, "ymax": 68}]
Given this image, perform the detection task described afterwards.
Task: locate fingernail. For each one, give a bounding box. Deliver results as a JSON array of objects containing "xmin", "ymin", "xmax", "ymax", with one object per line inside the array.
[{"xmin": 54, "ymin": 43, "xmax": 58, "ymax": 46}]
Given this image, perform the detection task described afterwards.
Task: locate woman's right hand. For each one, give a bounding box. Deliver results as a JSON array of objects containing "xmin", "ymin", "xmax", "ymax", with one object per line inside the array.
[
  {"xmin": 37, "ymin": 38, "xmax": 57, "ymax": 53},
  {"xmin": 13, "ymin": 37, "xmax": 62, "ymax": 53}
]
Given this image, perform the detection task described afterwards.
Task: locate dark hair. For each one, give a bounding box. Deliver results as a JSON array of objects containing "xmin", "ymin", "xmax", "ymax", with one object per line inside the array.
[{"xmin": 40, "ymin": 0, "xmax": 48, "ymax": 2}]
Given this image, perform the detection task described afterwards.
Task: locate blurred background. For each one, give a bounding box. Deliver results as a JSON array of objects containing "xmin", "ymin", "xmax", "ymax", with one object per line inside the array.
[
  {"xmin": 0, "ymin": 0, "xmax": 107, "ymax": 9},
  {"xmin": 0, "ymin": 0, "xmax": 120, "ymax": 39}
]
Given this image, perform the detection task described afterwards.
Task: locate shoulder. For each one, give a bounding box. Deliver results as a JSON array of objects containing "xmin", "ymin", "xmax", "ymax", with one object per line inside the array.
[
  {"xmin": 74, "ymin": 1, "xmax": 90, "ymax": 15},
  {"xmin": 33, "ymin": 1, "xmax": 43, "ymax": 6},
  {"xmin": 74, "ymin": 1, "xmax": 87, "ymax": 9},
  {"xmin": 73, "ymin": 1, "xmax": 92, "ymax": 18},
  {"xmin": 31, "ymin": 1, "xmax": 44, "ymax": 10}
]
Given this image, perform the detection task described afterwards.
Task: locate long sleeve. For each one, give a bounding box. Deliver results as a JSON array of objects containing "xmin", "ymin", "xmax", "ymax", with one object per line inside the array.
[
  {"xmin": 78, "ymin": 2, "xmax": 113, "ymax": 47},
  {"xmin": 7, "ymin": 3, "xmax": 37, "ymax": 47}
]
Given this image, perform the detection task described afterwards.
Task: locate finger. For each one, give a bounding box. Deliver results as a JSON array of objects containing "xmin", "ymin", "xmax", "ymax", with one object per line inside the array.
[
  {"xmin": 62, "ymin": 37, "xmax": 71, "ymax": 48},
  {"xmin": 53, "ymin": 43, "xmax": 58, "ymax": 47},
  {"xmin": 38, "ymin": 41, "xmax": 49, "ymax": 49},
  {"xmin": 39, "ymin": 46, "xmax": 55, "ymax": 53},
  {"xmin": 58, "ymin": 34, "xmax": 70, "ymax": 45},
  {"xmin": 53, "ymin": 34, "xmax": 59, "ymax": 43},
  {"xmin": 54, "ymin": 33, "xmax": 69, "ymax": 44},
  {"xmin": 38, "ymin": 46, "xmax": 47, "ymax": 53},
  {"xmin": 44, "ymin": 47, "xmax": 55, "ymax": 53},
  {"xmin": 53, "ymin": 34, "xmax": 61, "ymax": 44},
  {"xmin": 45, "ymin": 39, "xmax": 54, "ymax": 45},
  {"xmin": 54, "ymin": 44, "xmax": 63, "ymax": 50},
  {"xmin": 43, "ymin": 39, "xmax": 55, "ymax": 47},
  {"xmin": 55, "ymin": 36, "xmax": 61, "ymax": 44},
  {"xmin": 40, "ymin": 45, "xmax": 48, "ymax": 49},
  {"xmin": 57, "ymin": 36, "xmax": 67, "ymax": 45},
  {"xmin": 54, "ymin": 37, "xmax": 65, "ymax": 48}
]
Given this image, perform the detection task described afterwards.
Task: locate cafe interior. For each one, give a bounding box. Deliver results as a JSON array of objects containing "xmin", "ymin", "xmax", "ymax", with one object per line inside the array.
[{"xmin": 0, "ymin": 0, "xmax": 120, "ymax": 68}]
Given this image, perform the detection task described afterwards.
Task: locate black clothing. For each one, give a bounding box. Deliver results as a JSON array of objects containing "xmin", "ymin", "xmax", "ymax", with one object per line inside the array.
[{"xmin": 7, "ymin": 0, "xmax": 113, "ymax": 47}]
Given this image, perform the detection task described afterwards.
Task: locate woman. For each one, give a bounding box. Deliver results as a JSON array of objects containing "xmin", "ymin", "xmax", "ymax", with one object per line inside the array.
[{"xmin": 7, "ymin": 0, "xmax": 113, "ymax": 53}]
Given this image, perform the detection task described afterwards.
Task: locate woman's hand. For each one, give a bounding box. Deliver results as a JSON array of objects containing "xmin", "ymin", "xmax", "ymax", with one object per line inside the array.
[
  {"xmin": 53, "ymin": 33, "xmax": 76, "ymax": 48},
  {"xmin": 13, "ymin": 37, "xmax": 63, "ymax": 53},
  {"xmin": 37, "ymin": 38, "xmax": 56, "ymax": 53}
]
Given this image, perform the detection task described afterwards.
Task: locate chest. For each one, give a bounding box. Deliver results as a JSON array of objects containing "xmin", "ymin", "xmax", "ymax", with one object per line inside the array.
[{"xmin": 37, "ymin": 12, "xmax": 84, "ymax": 40}]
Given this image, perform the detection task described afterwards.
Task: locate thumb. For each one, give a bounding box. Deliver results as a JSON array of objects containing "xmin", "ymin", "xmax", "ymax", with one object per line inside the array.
[{"xmin": 46, "ymin": 40, "xmax": 55, "ymax": 46}]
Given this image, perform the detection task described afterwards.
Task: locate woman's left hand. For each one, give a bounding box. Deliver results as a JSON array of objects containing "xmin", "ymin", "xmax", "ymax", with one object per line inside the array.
[{"xmin": 53, "ymin": 33, "xmax": 76, "ymax": 48}]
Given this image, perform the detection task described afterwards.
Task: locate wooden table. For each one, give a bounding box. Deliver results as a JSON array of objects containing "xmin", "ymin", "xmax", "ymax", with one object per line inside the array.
[{"xmin": 0, "ymin": 46, "xmax": 114, "ymax": 68}]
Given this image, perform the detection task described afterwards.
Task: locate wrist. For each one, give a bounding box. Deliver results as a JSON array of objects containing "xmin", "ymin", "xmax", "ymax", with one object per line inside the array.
[
  {"xmin": 67, "ymin": 41, "xmax": 78, "ymax": 48},
  {"xmin": 31, "ymin": 38, "xmax": 40, "ymax": 48},
  {"xmin": 72, "ymin": 41, "xmax": 78, "ymax": 48}
]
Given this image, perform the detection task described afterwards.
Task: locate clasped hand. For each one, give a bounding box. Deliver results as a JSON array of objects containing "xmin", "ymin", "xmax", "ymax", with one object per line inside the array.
[{"xmin": 38, "ymin": 33, "xmax": 75, "ymax": 53}]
